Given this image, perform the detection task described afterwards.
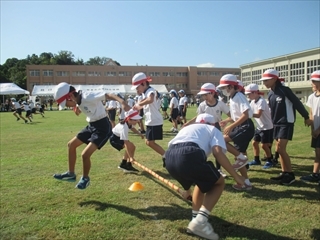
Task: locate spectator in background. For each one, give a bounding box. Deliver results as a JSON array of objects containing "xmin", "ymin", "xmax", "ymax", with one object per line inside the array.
[
  {"xmin": 178, "ymin": 90, "xmax": 188, "ymax": 125},
  {"xmin": 161, "ymin": 93, "xmax": 169, "ymax": 119}
]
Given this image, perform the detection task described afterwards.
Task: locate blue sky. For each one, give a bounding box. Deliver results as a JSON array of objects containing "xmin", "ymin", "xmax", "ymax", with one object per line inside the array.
[{"xmin": 1, "ymin": 1, "xmax": 319, "ymax": 67}]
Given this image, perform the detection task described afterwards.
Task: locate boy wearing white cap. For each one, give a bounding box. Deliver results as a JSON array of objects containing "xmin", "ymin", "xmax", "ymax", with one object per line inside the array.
[
  {"xmin": 261, "ymin": 69, "xmax": 312, "ymax": 185},
  {"xmin": 178, "ymin": 89, "xmax": 188, "ymax": 124},
  {"xmin": 300, "ymin": 70, "xmax": 320, "ymax": 183},
  {"xmin": 165, "ymin": 113, "xmax": 245, "ymax": 240},
  {"xmin": 218, "ymin": 74, "xmax": 255, "ymax": 190},
  {"xmin": 169, "ymin": 89, "xmax": 179, "ymax": 133},
  {"xmin": 131, "ymin": 72, "xmax": 166, "ymax": 167},
  {"xmin": 184, "ymin": 83, "xmax": 230, "ymax": 177},
  {"xmin": 245, "ymin": 84, "xmax": 275, "ymax": 169},
  {"xmin": 12, "ymin": 98, "xmax": 28, "ymax": 123},
  {"xmin": 52, "ymin": 82, "xmax": 130, "ymax": 189},
  {"xmin": 110, "ymin": 109, "xmax": 144, "ymax": 173}
]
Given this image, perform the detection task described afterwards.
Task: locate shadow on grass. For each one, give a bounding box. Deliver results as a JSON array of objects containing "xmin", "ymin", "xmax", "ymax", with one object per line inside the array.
[
  {"xmin": 289, "ymin": 155, "xmax": 315, "ymax": 160},
  {"xmin": 79, "ymin": 200, "xmax": 296, "ymax": 240},
  {"xmin": 310, "ymin": 229, "xmax": 320, "ymax": 240},
  {"xmin": 247, "ymin": 163, "xmax": 314, "ymax": 177}
]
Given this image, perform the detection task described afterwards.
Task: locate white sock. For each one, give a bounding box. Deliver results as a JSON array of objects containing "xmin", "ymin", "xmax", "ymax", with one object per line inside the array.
[
  {"xmin": 245, "ymin": 179, "xmax": 251, "ymax": 185},
  {"xmin": 192, "ymin": 210, "xmax": 198, "ymax": 219},
  {"xmin": 194, "ymin": 207, "xmax": 210, "ymax": 224}
]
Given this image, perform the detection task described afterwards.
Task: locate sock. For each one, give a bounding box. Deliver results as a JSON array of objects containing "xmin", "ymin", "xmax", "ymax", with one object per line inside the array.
[
  {"xmin": 254, "ymin": 156, "xmax": 260, "ymax": 162},
  {"xmin": 194, "ymin": 207, "xmax": 210, "ymax": 224},
  {"xmin": 270, "ymin": 154, "xmax": 274, "ymax": 159},
  {"xmin": 237, "ymin": 153, "xmax": 244, "ymax": 159},
  {"xmin": 245, "ymin": 179, "xmax": 251, "ymax": 185},
  {"xmin": 192, "ymin": 210, "xmax": 199, "ymax": 219},
  {"xmin": 121, "ymin": 159, "xmax": 127, "ymax": 164}
]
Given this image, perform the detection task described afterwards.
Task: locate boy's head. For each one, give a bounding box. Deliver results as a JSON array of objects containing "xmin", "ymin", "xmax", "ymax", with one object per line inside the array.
[
  {"xmin": 124, "ymin": 109, "xmax": 142, "ymax": 125},
  {"xmin": 245, "ymin": 83, "xmax": 263, "ymax": 100},
  {"xmin": 197, "ymin": 83, "xmax": 216, "ymax": 100},
  {"xmin": 310, "ymin": 70, "xmax": 320, "ymax": 92},
  {"xmin": 53, "ymin": 82, "xmax": 76, "ymax": 110},
  {"xmin": 178, "ymin": 90, "xmax": 185, "ymax": 96},
  {"xmin": 260, "ymin": 69, "xmax": 285, "ymax": 88},
  {"xmin": 217, "ymin": 74, "xmax": 238, "ymax": 96},
  {"xmin": 195, "ymin": 113, "xmax": 215, "ymax": 125},
  {"xmin": 131, "ymin": 72, "xmax": 152, "ymax": 94}
]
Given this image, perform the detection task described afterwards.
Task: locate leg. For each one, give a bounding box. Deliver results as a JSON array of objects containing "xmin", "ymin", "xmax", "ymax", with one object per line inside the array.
[
  {"xmin": 145, "ymin": 140, "xmax": 165, "ymax": 156},
  {"xmin": 276, "ymin": 139, "xmax": 291, "ymax": 172},
  {"xmin": 81, "ymin": 142, "xmax": 98, "ymax": 177},
  {"xmin": 68, "ymin": 137, "xmax": 83, "ymax": 173}
]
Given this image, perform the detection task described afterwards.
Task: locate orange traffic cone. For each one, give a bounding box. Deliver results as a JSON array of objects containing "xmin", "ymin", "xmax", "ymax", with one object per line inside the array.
[{"xmin": 128, "ymin": 182, "xmax": 144, "ymax": 191}]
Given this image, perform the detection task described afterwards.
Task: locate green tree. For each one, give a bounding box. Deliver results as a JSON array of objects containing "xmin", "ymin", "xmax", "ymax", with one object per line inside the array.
[{"xmin": 85, "ymin": 56, "xmax": 111, "ymax": 65}]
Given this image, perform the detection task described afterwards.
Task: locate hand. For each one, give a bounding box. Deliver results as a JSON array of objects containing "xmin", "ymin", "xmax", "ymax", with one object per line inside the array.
[
  {"xmin": 73, "ymin": 106, "xmax": 81, "ymax": 116},
  {"xmin": 312, "ymin": 129, "xmax": 320, "ymax": 138},
  {"xmin": 133, "ymin": 104, "xmax": 143, "ymax": 111},
  {"xmin": 219, "ymin": 120, "xmax": 227, "ymax": 128},
  {"xmin": 305, "ymin": 119, "xmax": 312, "ymax": 127},
  {"xmin": 223, "ymin": 125, "xmax": 233, "ymax": 135},
  {"xmin": 181, "ymin": 189, "xmax": 192, "ymax": 200},
  {"xmin": 235, "ymin": 175, "xmax": 245, "ymax": 186}
]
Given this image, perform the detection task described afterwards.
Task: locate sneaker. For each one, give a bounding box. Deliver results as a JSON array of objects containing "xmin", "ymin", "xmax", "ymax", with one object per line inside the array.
[
  {"xmin": 232, "ymin": 155, "xmax": 248, "ymax": 170},
  {"xmin": 270, "ymin": 172, "xmax": 285, "ymax": 181},
  {"xmin": 248, "ymin": 160, "xmax": 261, "ymax": 166},
  {"xmin": 173, "ymin": 129, "xmax": 179, "ymax": 133},
  {"xmin": 118, "ymin": 161, "xmax": 128, "ymax": 171},
  {"xmin": 232, "ymin": 183, "xmax": 253, "ymax": 191},
  {"xmin": 272, "ymin": 159, "xmax": 279, "ymax": 166},
  {"xmin": 218, "ymin": 169, "xmax": 227, "ymax": 178},
  {"xmin": 17, "ymin": 118, "xmax": 20, "ymax": 121},
  {"xmin": 53, "ymin": 171, "xmax": 76, "ymax": 181},
  {"xmin": 75, "ymin": 176, "xmax": 90, "ymax": 189},
  {"xmin": 125, "ymin": 162, "xmax": 139, "ymax": 173},
  {"xmin": 280, "ymin": 173, "xmax": 295, "ymax": 185},
  {"xmin": 300, "ymin": 174, "xmax": 320, "ymax": 183},
  {"xmin": 187, "ymin": 220, "xmax": 219, "ymax": 240},
  {"xmin": 262, "ymin": 161, "xmax": 274, "ymax": 169}
]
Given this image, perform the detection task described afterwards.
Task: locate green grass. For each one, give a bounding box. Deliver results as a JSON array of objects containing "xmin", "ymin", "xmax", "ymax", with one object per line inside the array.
[{"xmin": 0, "ymin": 106, "xmax": 319, "ymax": 240}]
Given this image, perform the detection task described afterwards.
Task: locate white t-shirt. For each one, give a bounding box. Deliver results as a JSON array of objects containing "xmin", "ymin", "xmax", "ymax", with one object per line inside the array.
[
  {"xmin": 306, "ymin": 93, "xmax": 320, "ymax": 131},
  {"xmin": 229, "ymin": 92, "xmax": 253, "ymax": 121},
  {"xmin": 112, "ymin": 122, "xmax": 130, "ymax": 140},
  {"xmin": 250, "ymin": 97, "xmax": 273, "ymax": 130},
  {"xmin": 117, "ymin": 102, "xmax": 125, "ymax": 120},
  {"xmin": 12, "ymin": 102, "xmax": 21, "ymax": 109},
  {"xmin": 108, "ymin": 100, "xmax": 117, "ymax": 109},
  {"xmin": 168, "ymin": 123, "xmax": 226, "ymax": 157},
  {"xmin": 78, "ymin": 91, "xmax": 107, "ymax": 122},
  {"xmin": 29, "ymin": 102, "xmax": 35, "ymax": 109},
  {"xmin": 142, "ymin": 87, "xmax": 163, "ymax": 126},
  {"xmin": 179, "ymin": 96, "xmax": 188, "ymax": 106},
  {"xmin": 23, "ymin": 103, "xmax": 30, "ymax": 111},
  {"xmin": 127, "ymin": 98, "xmax": 135, "ymax": 108},
  {"xmin": 170, "ymin": 97, "xmax": 179, "ymax": 109},
  {"xmin": 197, "ymin": 100, "xmax": 229, "ymax": 123}
]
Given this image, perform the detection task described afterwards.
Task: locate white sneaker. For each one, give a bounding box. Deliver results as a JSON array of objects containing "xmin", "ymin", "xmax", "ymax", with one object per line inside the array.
[
  {"xmin": 232, "ymin": 154, "xmax": 248, "ymax": 170},
  {"xmin": 170, "ymin": 127, "xmax": 174, "ymax": 132},
  {"xmin": 218, "ymin": 169, "xmax": 227, "ymax": 178},
  {"xmin": 187, "ymin": 220, "xmax": 219, "ymax": 240}
]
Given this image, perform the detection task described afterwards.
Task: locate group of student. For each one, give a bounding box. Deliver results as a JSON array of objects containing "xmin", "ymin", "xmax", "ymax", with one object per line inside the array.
[
  {"xmin": 51, "ymin": 69, "xmax": 320, "ymax": 240},
  {"xmin": 11, "ymin": 98, "xmax": 45, "ymax": 123}
]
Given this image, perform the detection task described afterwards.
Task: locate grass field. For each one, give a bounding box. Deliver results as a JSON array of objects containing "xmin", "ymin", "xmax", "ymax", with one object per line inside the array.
[{"xmin": 0, "ymin": 106, "xmax": 319, "ymax": 240}]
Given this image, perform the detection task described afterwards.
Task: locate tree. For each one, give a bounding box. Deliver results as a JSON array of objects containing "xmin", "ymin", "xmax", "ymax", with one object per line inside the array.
[
  {"xmin": 53, "ymin": 51, "xmax": 76, "ymax": 65},
  {"xmin": 85, "ymin": 56, "xmax": 111, "ymax": 65}
]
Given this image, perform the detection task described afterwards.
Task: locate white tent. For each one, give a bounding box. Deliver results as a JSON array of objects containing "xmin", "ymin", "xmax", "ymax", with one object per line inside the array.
[
  {"xmin": 32, "ymin": 84, "xmax": 168, "ymax": 96},
  {"xmin": 0, "ymin": 83, "xmax": 30, "ymax": 95}
]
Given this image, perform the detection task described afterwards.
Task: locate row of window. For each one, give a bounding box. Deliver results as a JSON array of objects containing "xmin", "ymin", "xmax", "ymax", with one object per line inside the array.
[{"xmin": 197, "ymin": 71, "xmax": 240, "ymax": 76}]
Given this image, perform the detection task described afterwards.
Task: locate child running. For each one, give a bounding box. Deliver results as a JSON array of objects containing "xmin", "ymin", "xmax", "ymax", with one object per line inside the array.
[
  {"xmin": 260, "ymin": 69, "xmax": 312, "ymax": 185},
  {"xmin": 110, "ymin": 109, "xmax": 144, "ymax": 173},
  {"xmin": 217, "ymin": 74, "xmax": 255, "ymax": 191},
  {"xmin": 300, "ymin": 70, "xmax": 320, "ymax": 183},
  {"xmin": 131, "ymin": 72, "xmax": 166, "ymax": 167},
  {"xmin": 245, "ymin": 84, "xmax": 275, "ymax": 169},
  {"xmin": 165, "ymin": 113, "xmax": 245, "ymax": 240},
  {"xmin": 52, "ymin": 82, "xmax": 130, "ymax": 189}
]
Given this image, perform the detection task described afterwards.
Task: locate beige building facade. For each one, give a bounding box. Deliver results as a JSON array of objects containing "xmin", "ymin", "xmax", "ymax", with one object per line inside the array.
[
  {"xmin": 240, "ymin": 47, "xmax": 320, "ymax": 102},
  {"xmin": 26, "ymin": 61, "xmax": 240, "ymax": 96}
]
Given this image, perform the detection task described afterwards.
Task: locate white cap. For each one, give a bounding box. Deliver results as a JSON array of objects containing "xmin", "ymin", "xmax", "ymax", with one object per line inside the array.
[
  {"xmin": 131, "ymin": 72, "xmax": 152, "ymax": 90},
  {"xmin": 195, "ymin": 113, "xmax": 216, "ymax": 124},
  {"xmin": 178, "ymin": 89, "xmax": 185, "ymax": 94},
  {"xmin": 217, "ymin": 74, "xmax": 238, "ymax": 88},
  {"xmin": 310, "ymin": 70, "xmax": 320, "ymax": 81},
  {"xmin": 197, "ymin": 83, "xmax": 216, "ymax": 95},
  {"xmin": 244, "ymin": 83, "xmax": 259, "ymax": 94},
  {"xmin": 53, "ymin": 82, "xmax": 70, "ymax": 110},
  {"xmin": 170, "ymin": 89, "xmax": 177, "ymax": 95},
  {"xmin": 125, "ymin": 109, "xmax": 142, "ymax": 121},
  {"xmin": 260, "ymin": 69, "xmax": 279, "ymax": 81}
]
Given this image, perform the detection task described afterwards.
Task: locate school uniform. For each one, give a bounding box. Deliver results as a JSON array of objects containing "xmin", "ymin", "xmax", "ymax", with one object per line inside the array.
[
  {"xmin": 306, "ymin": 92, "xmax": 320, "ymax": 148},
  {"xmin": 268, "ymin": 81, "xmax": 309, "ymax": 140},
  {"xmin": 12, "ymin": 102, "xmax": 22, "ymax": 115},
  {"xmin": 165, "ymin": 123, "xmax": 224, "ymax": 193},
  {"xmin": 229, "ymin": 92, "xmax": 255, "ymax": 153},
  {"xmin": 197, "ymin": 100, "xmax": 229, "ymax": 129},
  {"xmin": 170, "ymin": 96, "xmax": 179, "ymax": 120},
  {"xmin": 76, "ymin": 91, "xmax": 112, "ymax": 149},
  {"xmin": 23, "ymin": 103, "xmax": 32, "ymax": 117},
  {"xmin": 110, "ymin": 122, "xmax": 131, "ymax": 151},
  {"xmin": 107, "ymin": 100, "xmax": 117, "ymax": 121},
  {"xmin": 178, "ymin": 95, "xmax": 188, "ymax": 117},
  {"xmin": 250, "ymin": 97, "xmax": 274, "ymax": 144}
]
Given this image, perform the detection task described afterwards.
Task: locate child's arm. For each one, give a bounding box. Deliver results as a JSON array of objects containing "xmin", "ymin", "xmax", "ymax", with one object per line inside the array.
[
  {"xmin": 253, "ymin": 109, "xmax": 263, "ymax": 118},
  {"xmin": 223, "ymin": 110, "xmax": 249, "ymax": 135},
  {"xmin": 131, "ymin": 127, "xmax": 144, "ymax": 139},
  {"xmin": 106, "ymin": 94, "xmax": 130, "ymax": 112}
]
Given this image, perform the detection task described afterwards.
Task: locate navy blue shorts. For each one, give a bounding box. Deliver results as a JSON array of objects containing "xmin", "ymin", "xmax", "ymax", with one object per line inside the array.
[
  {"xmin": 26, "ymin": 110, "xmax": 32, "ymax": 117},
  {"xmin": 110, "ymin": 134, "xmax": 124, "ymax": 151},
  {"xmin": 253, "ymin": 128, "xmax": 274, "ymax": 144},
  {"xmin": 146, "ymin": 125, "xmax": 163, "ymax": 141},
  {"xmin": 311, "ymin": 135, "xmax": 320, "ymax": 149},
  {"xmin": 15, "ymin": 108, "xmax": 22, "ymax": 115},
  {"xmin": 178, "ymin": 105, "xmax": 186, "ymax": 117},
  {"xmin": 108, "ymin": 109, "xmax": 116, "ymax": 121},
  {"xmin": 229, "ymin": 119, "xmax": 255, "ymax": 153},
  {"xmin": 77, "ymin": 117, "xmax": 112, "ymax": 149},
  {"xmin": 139, "ymin": 109, "xmax": 144, "ymax": 117},
  {"xmin": 165, "ymin": 142, "xmax": 220, "ymax": 193},
  {"xmin": 273, "ymin": 124, "xmax": 294, "ymax": 141},
  {"xmin": 171, "ymin": 108, "xmax": 179, "ymax": 120}
]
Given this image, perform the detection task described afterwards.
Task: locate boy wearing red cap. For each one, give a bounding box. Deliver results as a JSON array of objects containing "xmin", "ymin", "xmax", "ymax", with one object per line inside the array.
[
  {"xmin": 261, "ymin": 69, "xmax": 312, "ymax": 185},
  {"xmin": 52, "ymin": 82, "xmax": 130, "ymax": 189},
  {"xmin": 300, "ymin": 70, "xmax": 320, "ymax": 183},
  {"xmin": 131, "ymin": 72, "xmax": 166, "ymax": 167}
]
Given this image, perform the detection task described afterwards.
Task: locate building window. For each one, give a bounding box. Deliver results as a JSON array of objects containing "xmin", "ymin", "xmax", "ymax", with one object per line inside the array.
[
  {"xmin": 209, "ymin": 72, "xmax": 220, "ymax": 76},
  {"xmin": 251, "ymin": 70, "xmax": 262, "ymax": 85},
  {"xmin": 56, "ymin": 71, "xmax": 69, "ymax": 77},
  {"xmin": 290, "ymin": 62, "xmax": 305, "ymax": 82},
  {"xmin": 276, "ymin": 65, "xmax": 288, "ymax": 80},
  {"xmin": 43, "ymin": 70, "xmax": 53, "ymax": 77},
  {"xmin": 30, "ymin": 70, "xmax": 40, "ymax": 76},
  {"xmin": 307, "ymin": 59, "xmax": 320, "ymax": 79},
  {"xmin": 88, "ymin": 71, "xmax": 101, "ymax": 77},
  {"xmin": 176, "ymin": 72, "xmax": 188, "ymax": 77},
  {"xmin": 118, "ymin": 71, "xmax": 132, "ymax": 77},
  {"xmin": 72, "ymin": 71, "xmax": 86, "ymax": 77},
  {"xmin": 163, "ymin": 72, "xmax": 174, "ymax": 77},
  {"xmin": 149, "ymin": 72, "xmax": 161, "ymax": 77},
  {"xmin": 105, "ymin": 71, "xmax": 116, "ymax": 77},
  {"xmin": 197, "ymin": 71, "xmax": 207, "ymax": 76}
]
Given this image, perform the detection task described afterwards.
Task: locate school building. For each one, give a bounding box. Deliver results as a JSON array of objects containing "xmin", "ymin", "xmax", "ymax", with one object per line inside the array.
[
  {"xmin": 240, "ymin": 47, "xmax": 320, "ymax": 102},
  {"xmin": 26, "ymin": 47, "xmax": 319, "ymax": 100}
]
